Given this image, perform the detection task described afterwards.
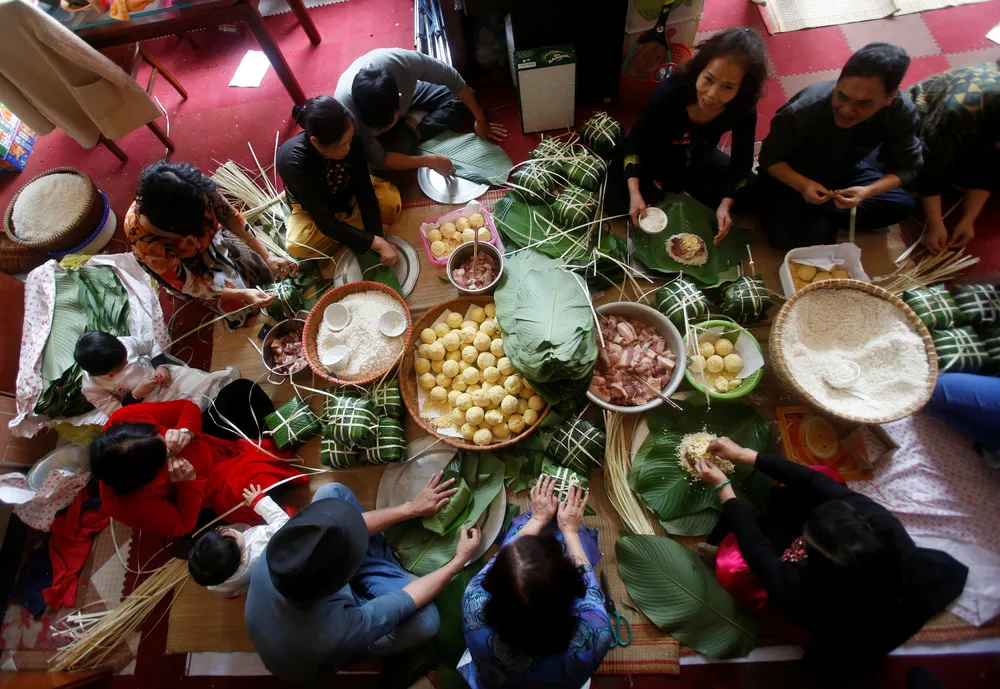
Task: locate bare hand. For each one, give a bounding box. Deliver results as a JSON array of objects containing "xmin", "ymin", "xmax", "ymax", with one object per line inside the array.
[
  {"xmin": 715, "ymin": 203, "xmax": 733, "ymax": 245},
  {"xmin": 706, "ymin": 436, "xmax": 754, "ymax": 464},
  {"xmin": 164, "ymin": 428, "xmax": 193, "ymax": 457},
  {"xmin": 154, "ymin": 365, "xmax": 172, "ymax": 388},
  {"xmin": 922, "ymin": 218, "xmax": 949, "ymax": 254},
  {"xmin": 801, "ymin": 180, "xmax": 832, "ymax": 205},
  {"xmin": 833, "ymin": 185, "xmax": 869, "ymax": 210},
  {"xmin": 475, "ymin": 119, "xmax": 508, "ymax": 144},
  {"xmin": 372, "ymin": 236, "xmax": 399, "ymax": 267},
  {"xmin": 266, "ymin": 253, "xmax": 298, "ymax": 279},
  {"xmin": 167, "ymin": 457, "xmax": 196, "ymax": 483},
  {"xmin": 696, "ymin": 457, "xmax": 728, "ymax": 486},
  {"xmin": 629, "ymin": 192, "xmax": 648, "ymax": 226},
  {"xmin": 557, "ymin": 484, "xmax": 589, "ymax": 534},
  {"xmin": 237, "ymin": 289, "xmax": 276, "ymax": 308},
  {"xmin": 529, "ymin": 474, "xmax": 558, "ymax": 527},
  {"xmin": 427, "ymin": 155, "xmax": 456, "ymax": 177},
  {"xmin": 131, "ymin": 376, "xmax": 158, "ymax": 401},
  {"xmin": 453, "ymin": 526, "xmax": 481, "ymax": 565},
  {"xmin": 949, "ymin": 219, "xmax": 975, "ymax": 249},
  {"xmin": 243, "ymin": 483, "xmax": 264, "ymax": 506},
  {"xmin": 408, "ymin": 471, "xmax": 458, "ymax": 517}
]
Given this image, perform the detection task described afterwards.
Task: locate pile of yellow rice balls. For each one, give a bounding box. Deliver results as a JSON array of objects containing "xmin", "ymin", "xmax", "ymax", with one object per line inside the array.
[
  {"xmin": 423, "ymin": 213, "xmax": 494, "ymax": 260},
  {"xmin": 414, "ymin": 302, "xmax": 545, "ymax": 446},
  {"xmin": 689, "ymin": 337, "xmax": 744, "ymax": 393}
]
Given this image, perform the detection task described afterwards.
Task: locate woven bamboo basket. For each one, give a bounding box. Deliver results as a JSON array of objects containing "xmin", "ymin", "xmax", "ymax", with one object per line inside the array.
[
  {"xmin": 0, "ymin": 234, "xmax": 47, "ymax": 274},
  {"xmin": 303, "ymin": 281, "xmax": 414, "ymax": 386},
  {"xmin": 4, "ymin": 167, "xmax": 102, "ymax": 252},
  {"xmin": 399, "ymin": 295, "xmax": 550, "ymax": 451},
  {"xmin": 769, "ymin": 279, "xmax": 938, "ymax": 425}
]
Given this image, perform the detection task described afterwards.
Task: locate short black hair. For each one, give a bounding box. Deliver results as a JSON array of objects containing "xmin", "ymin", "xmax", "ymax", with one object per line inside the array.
[
  {"xmin": 89, "ymin": 422, "xmax": 167, "ymax": 495},
  {"xmin": 136, "ymin": 160, "xmax": 216, "ymax": 236},
  {"xmin": 677, "ymin": 27, "xmax": 770, "ymax": 115},
  {"xmin": 75, "ymin": 331, "xmax": 127, "ymax": 376},
  {"xmin": 839, "ymin": 42, "xmax": 910, "ymax": 95},
  {"xmin": 291, "ymin": 95, "xmax": 353, "ymax": 146},
  {"xmin": 351, "ymin": 66, "xmax": 399, "ymax": 129},
  {"xmin": 188, "ymin": 530, "xmax": 243, "ymax": 586},
  {"xmin": 805, "ymin": 500, "xmax": 899, "ymax": 575}
]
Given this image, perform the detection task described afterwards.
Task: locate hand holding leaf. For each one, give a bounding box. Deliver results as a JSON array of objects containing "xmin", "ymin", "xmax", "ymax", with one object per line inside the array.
[{"xmin": 409, "ymin": 471, "xmax": 458, "ymax": 517}]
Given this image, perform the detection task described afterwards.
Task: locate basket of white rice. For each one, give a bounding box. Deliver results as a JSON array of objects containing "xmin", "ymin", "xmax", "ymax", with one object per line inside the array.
[
  {"xmin": 769, "ymin": 279, "xmax": 938, "ymax": 424},
  {"xmin": 4, "ymin": 167, "xmax": 102, "ymax": 252}
]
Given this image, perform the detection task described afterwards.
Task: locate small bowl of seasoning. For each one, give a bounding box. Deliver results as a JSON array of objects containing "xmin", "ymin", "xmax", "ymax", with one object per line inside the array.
[
  {"xmin": 447, "ymin": 241, "xmax": 503, "ymax": 295},
  {"xmin": 378, "ymin": 310, "xmax": 407, "ymax": 338}
]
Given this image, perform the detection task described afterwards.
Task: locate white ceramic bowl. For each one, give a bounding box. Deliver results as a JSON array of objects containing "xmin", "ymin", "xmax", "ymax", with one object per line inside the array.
[
  {"xmin": 321, "ymin": 344, "xmax": 349, "ymax": 370},
  {"xmin": 378, "ymin": 310, "xmax": 407, "ymax": 338},
  {"xmin": 585, "ymin": 301, "xmax": 687, "ymax": 414},
  {"xmin": 638, "ymin": 206, "xmax": 668, "ymax": 234},
  {"xmin": 323, "ymin": 303, "xmax": 350, "ymax": 331}
]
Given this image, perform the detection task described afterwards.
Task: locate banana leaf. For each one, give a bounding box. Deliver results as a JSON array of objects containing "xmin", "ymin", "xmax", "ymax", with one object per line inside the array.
[
  {"xmin": 366, "ymin": 379, "xmax": 403, "ymax": 418},
  {"xmin": 356, "ymin": 249, "xmax": 402, "ymax": 295},
  {"xmin": 980, "ymin": 326, "xmax": 1000, "ymax": 374},
  {"xmin": 544, "ymin": 417, "xmax": 605, "ymax": 475},
  {"xmin": 932, "ymin": 326, "xmax": 989, "ymax": 373},
  {"xmin": 363, "ymin": 417, "xmax": 407, "ymax": 464},
  {"xmin": 322, "ymin": 395, "xmax": 378, "ymax": 447},
  {"xmin": 421, "ymin": 464, "xmax": 472, "ymax": 535},
  {"xmin": 265, "ymin": 397, "xmax": 320, "ymax": 449},
  {"xmin": 417, "ymin": 131, "xmax": 513, "ymax": 185},
  {"xmin": 580, "ymin": 112, "xmax": 622, "ymax": 158},
  {"xmin": 320, "ymin": 426, "xmax": 363, "ymax": 469},
  {"xmin": 510, "ymin": 164, "xmax": 558, "ymax": 205},
  {"xmin": 553, "ymin": 186, "xmax": 599, "ymax": 228},
  {"xmin": 950, "ymin": 284, "xmax": 1000, "ymax": 327},
  {"xmin": 529, "ymin": 137, "xmax": 573, "ymax": 174},
  {"xmin": 629, "ymin": 402, "xmax": 773, "ymax": 536},
  {"xmin": 903, "ymin": 284, "xmax": 964, "ymax": 330},
  {"xmin": 720, "ymin": 275, "xmax": 772, "ymax": 324},
  {"xmin": 565, "ymin": 153, "xmax": 606, "ymax": 191},
  {"xmin": 654, "ymin": 277, "xmax": 711, "ymax": 328},
  {"xmin": 617, "ymin": 535, "xmax": 759, "ymax": 658},
  {"xmin": 40, "ymin": 271, "xmax": 90, "ymax": 386},
  {"xmin": 263, "ymin": 279, "xmax": 304, "ymax": 321},
  {"xmin": 631, "ymin": 193, "xmax": 749, "ymax": 287}
]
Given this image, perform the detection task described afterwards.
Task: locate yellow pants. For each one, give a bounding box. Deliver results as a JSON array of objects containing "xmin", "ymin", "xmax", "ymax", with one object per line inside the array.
[{"xmin": 285, "ymin": 176, "xmax": 402, "ymax": 259}]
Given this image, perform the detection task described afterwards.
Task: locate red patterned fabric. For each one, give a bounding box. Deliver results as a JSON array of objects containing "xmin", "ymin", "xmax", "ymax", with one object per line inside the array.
[{"xmin": 42, "ymin": 491, "xmax": 110, "ymax": 611}]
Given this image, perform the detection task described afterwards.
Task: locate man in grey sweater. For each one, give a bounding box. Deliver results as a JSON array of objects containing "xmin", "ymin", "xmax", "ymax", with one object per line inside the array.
[
  {"xmin": 335, "ymin": 48, "xmax": 506, "ymax": 179},
  {"xmin": 758, "ymin": 43, "xmax": 922, "ymax": 249}
]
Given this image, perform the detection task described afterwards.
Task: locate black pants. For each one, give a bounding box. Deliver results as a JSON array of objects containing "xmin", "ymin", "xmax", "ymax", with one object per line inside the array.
[
  {"xmin": 377, "ymin": 81, "xmax": 472, "ymax": 158},
  {"xmin": 759, "ymin": 158, "xmax": 916, "ymax": 250},
  {"xmin": 201, "ymin": 379, "xmax": 275, "ymax": 443}
]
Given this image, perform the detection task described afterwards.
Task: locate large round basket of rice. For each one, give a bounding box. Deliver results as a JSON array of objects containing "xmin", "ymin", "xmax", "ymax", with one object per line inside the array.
[
  {"xmin": 769, "ymin": 279, "xmax": 938, "ymax": 424},
  {"xmin": 4, "ymin": 167, "xmax": 102, "ymax": 252}
]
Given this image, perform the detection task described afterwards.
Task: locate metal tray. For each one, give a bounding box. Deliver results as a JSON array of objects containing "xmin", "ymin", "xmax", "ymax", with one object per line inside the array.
[
  {"xmin": 417, "ymin": 168, "xmax": 489, "ymax": 205},
  {"xmin": 333, "ymin": 235, "xmax": 419, "ymax": 297}
]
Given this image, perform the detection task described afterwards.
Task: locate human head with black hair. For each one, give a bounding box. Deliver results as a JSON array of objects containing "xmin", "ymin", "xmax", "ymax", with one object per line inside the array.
[
  {"xmin": 188, "ymin": 528, "xmax": 246, "ymax": 586},
  {"xmin": 351, "ymin": 65, "xmax": 400, "ymax": 133},
  {"xmin": 136, "ymin": 161, "xmax": 216, "ymax": 236},
  {"xmin": 75, "ymin": 331, "xmax": 127, "ymax": 376},
  {"xmin": 832, "ymin": 43, "xmax": 910, "ymax": 128},
  {"xmin": 291, "ymin": 95, "xmax": 355, "ymax": 161},
  {"xmin": 804, "ymin": 500, "xmax": 902, "ymax": 582},
  {"xmin": 89, "ymin": 422, "xmax": 168, "ymax": 496},
  {"xmin": 482, "ymin": 534, "xmax": 588, "ymax": 656},
  {"xmin": 677, "ymin": 27, "xmax": 769, "ymax": 115}
]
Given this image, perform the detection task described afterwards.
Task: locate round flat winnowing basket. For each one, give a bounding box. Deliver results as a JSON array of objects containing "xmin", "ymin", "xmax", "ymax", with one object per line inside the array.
[
  {"xmin": 769, "ymin": 279, "xmax": 938, "ymax": 425},
  {"xmin": 399, "ymin": 295, "xmax": 550, "ymax": 451},
  {"xmin": 303, "ymin": 281, "xmax": 413, "ymax": 386},
  {"xmin": 4, "ymin": 167, "xmax": 102, "ymax": 252}
]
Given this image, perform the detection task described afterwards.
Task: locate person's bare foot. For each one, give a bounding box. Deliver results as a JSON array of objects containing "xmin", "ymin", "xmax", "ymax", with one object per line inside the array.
[{"xmin": 697, "ymin": 543, "xmax": 719, "ymax": 568}]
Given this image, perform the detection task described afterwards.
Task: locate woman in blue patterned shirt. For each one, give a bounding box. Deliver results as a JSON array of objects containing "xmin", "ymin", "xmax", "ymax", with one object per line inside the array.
[{"xmin": 460, "ymin": 478, "xmax": 613, "ymax": 688}]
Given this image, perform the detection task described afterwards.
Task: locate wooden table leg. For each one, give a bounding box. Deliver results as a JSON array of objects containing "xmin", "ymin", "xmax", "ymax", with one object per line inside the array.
[
  {"xmin": 286, "ymin": 0, "xmax": 321, "ymax": 46},
  {"xmin": 242, "ymin": 5, "xmax": 305, "ymax": 105}
]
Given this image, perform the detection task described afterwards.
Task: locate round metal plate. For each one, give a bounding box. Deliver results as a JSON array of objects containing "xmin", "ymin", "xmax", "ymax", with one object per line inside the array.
[
  {"xmin": 333, "ymin": 235, "xmax": 420, "ymax": 297},
  {"xmin": 417, "ymin": 168, "xmax": 489, "ymax": 205}
]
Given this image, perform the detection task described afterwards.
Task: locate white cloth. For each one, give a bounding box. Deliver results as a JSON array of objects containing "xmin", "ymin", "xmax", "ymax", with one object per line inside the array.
[
  {"xmin": 849, "ymin": 413, "xmax": 1000, "ymax": 626},
  {"xmin": 82, "ymin": 336, "xmax": 238, "ymax": 417},
  {"xmin": 11, "ymin": 254, "xmax": 169, "ymax": 437},
  {"xmin": 208, "ymin": 496, "xmax": 290, "ymax": 598}
]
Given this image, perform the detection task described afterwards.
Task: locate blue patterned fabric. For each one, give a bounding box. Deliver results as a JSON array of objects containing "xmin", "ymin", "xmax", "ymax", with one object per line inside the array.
[{"xmin": 460, "ymin": 513, "xmax": 613, "ymax": 689}]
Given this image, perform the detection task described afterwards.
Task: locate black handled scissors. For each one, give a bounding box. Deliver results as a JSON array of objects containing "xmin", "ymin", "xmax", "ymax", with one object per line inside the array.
[{"xmin": 600, "ymin": 571, "xmax": 631, "ymax": 648}]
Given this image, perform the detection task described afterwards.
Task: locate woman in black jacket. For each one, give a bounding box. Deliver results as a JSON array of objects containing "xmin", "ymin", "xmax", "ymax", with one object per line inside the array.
[{"xmin": 697, "ymin": 436, "xmax": 967, "ymax": 669}]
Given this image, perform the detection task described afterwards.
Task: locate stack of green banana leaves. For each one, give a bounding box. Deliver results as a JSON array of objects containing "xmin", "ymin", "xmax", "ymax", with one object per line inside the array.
[
  {"xmin": 35, "ymin": 266, "xmax": 131, "ymax": 418},
  {"xmin": 320, "ymin": 381, "xmax": 406, "ymax": 467},
  {"xmin": 265, "ymin": 396, "xmax": 321, "ymax": 449},
  {"xmin": 493, "ymin": 251, "xmax": 599, "ymax": 406},
  {"xmin": 387, "ymin": 451, "xmax": 505, "ymax": 576}
]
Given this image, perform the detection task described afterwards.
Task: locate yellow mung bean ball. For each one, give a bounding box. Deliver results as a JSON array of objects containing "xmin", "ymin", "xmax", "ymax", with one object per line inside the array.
[
  {"xmin": 523, "ymin": 409, "xmax": 539, "ymax": 426},
  {"xmin": 473, "ymin": 332, "xmax": 492, "ymax": 352},
  {"xmin": 504, "ymin": 375, "xmax": 523, "ymax": 396},
  {"xmin": 434, "ymin": 322, "xmax": 451, "ymax": 338},
  {"xmin": 500, "ymin": 395, "xmax": 519, "ymax": 415},
  {"xmin": 462, "ymin": 367, "xmax": 481, "ymax": 385},
  {"xmin": 469, "ymin": 306, "xmax": 486, "ymax": 323},
  {"xmin": 419, "ymin": 372, "xmax": 436, "ymax": 390},
  {"xmin": 477, "ymin": 352, "xmax": 497, "ymax": 370},
  {"xmin": 497, "ymin": 357, "xmax": 515, "ymax": 376},
  {"xmin": 460, "ymin": 326, "xmax": 478, "ymax": 344},
  {"xmin": 415, "ymin": 358, "xmax": 431, "ymax": 375},
  {"xmin": 715, "ymin": 338, "xmax": 734, "ymax": 357},
  {"xmin": 493, "ymin": 423, "xmax": 510, "ymax": 440},
  {"xmin": 488, "ymin": 385, "xmax": 507, "ymax": 407},
  {"xmin": 473, "ymin": 428, "xmax": 493, "ymax": 446},
  {"xmin": 442, "ymin": 360, "xmax": 460, "ymax": 378},
  {"xmin": 427, "ymin": 341, "xmax": 446, "ymax": 361},
  {"xmin": 461, "ymin": 423, "xmax": 477, "ymax": 440},
  {"xmin": 420, "ymin": 328, "xmax": 437, "ymax": 345},
  {"xmin": 484, "ymin": 409, "xmax": 505, "ymax": 427},
  {"xmin": 441, "ymin": 332, "xmax": 461, "ymax": 352},
  {"xmin": 471, "ymin": 388, "xmax": 490, "ymax": 408},
  {"xmin": 508, "ymin": 414, "xmax": 525, "ymax": 434},
  {"xmin": 435, "ymin": 373, "xmax": 453, "ymax": 388},
  {"xmin": 484, "ymin": 302, "xmax": 496, "ymax": 318},
  {"xmin": 479, "ymin": 319, "xmax": 496, "ymax": 336},
  {"xmin": 490, "ymin": 338, "xmax": 504, "ymax": 358},
  {"xmin": 430, "ymin": 386, "xmax": 448, "ymax": 403},
  {"xmin": 431, "ymin": 360, "xmax": 444, "ymax": 374},
  {"xmin": 466, "ymin": 406, "xmax": 485, "ymax": 426},
  {"xmin": 456, "ymin": 393, "xmax": 473, "ymax": 411},
  {"xmin": 446, "ymin": 311, "xmax": 464, "ymax": 329},
  {"xmin": 447, "ymin": 390, "xmax": 462, "ymax": 406},
  {"xmin": 483, "ymin": 366, "xmax": 501, "ymax": 384},
  {"xmin": 527, "ymin": 394, "xmax": 544, "ymax": 411},
  {"xmin": 462, "ymin": 346, "xmax": 479, "ymax": 364}
]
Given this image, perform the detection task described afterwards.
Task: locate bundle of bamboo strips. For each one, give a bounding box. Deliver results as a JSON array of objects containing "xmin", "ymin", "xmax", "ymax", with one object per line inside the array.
[
  {"xmin": 603, "ymin": 411, "xmax": 656, "ymax": 536},
  {"xmin": 875, "ymin": 250, "xmax": 980, "ymax": 295}
]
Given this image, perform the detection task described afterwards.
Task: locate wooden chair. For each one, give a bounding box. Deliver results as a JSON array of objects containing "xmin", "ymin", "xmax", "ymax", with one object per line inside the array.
[{"xmin": 98, "ymin": 42, "xmax": 188, "ymax": 163}]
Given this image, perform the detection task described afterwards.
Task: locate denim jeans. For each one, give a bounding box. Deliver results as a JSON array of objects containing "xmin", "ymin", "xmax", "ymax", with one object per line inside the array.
[
  {"xmin": 927, "ymin": 373, "xmax": 1000, "ymax": 454},
  {"xmin": 312, "ymin": 483, "xmax": 440, "ymax": 655}
]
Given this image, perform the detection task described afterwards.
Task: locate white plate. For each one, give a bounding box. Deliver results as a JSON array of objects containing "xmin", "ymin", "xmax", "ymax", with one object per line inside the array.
[
  {"xmin": 333, "ymin": 235, "xmax": 420, "ymax": 297},
  {"xmin": 417, "ymin": 168, "xmax": 489, "ymax": 205},
  {"xmin": 377, "ymin": 436, "xmax": 505, "ymax": 565}
]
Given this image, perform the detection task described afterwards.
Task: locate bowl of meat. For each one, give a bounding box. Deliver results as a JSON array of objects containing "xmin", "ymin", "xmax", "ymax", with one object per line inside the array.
[
  {"xmin": 586, "ymin": 302, "xmax": 686, "ymax": 414},
  {"xmin": 260, "ymin": 314, "xmax": 310, "ymax": 385},
  {"xmin": 446, "ymin": 241, "xmax": 503, "ymax": 295}
]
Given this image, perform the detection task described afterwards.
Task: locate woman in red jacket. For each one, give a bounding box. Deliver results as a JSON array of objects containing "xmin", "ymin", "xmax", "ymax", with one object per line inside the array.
[{"xmin": 89, "ymin": 400, "xmax": 306, "ymax": 537}]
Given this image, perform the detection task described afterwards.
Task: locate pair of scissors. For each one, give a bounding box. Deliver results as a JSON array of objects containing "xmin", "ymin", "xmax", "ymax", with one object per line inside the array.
[{"xmin": 600, "ymin": 571, "xmax": 631, "ymax": 648}]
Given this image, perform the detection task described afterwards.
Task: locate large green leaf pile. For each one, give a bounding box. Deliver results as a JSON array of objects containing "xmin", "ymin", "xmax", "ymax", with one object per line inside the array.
[
  {"xmin": 631, "ymin": 193, "xmax": 749, "ymax": 287},
  {"xmin": 386, "ymin": 451, "xmax": 505, "ymax": 576},
  {"xmin": 493, "ymin": 251, "xmax": 598, "ymax": 405},
  {"xmin": 629, "ymin": 403, "xmax": 773, "ymax": 536},
  {"xmin": 418, "ymin": 131, "xmax": 513, "ymax": 185},
  {"xmin": 617, "ymin": 535, "xmax": 759, "ymax": 658},
  {"xmin": 35, "ymin": 266, "xmax": 130, "ymax": 418}
]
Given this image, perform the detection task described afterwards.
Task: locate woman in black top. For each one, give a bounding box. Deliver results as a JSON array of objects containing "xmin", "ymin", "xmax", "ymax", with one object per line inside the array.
[
  {"xmin": 277, "ymin": 96, "xmax": 401, "ymax": 266},
  {"xmin": 607, "ymin": 28, "xmax": 768, "ymax": 244},
  {"xmin": 697, "ymin": 437, "xmax": 967, "ymax": 670}
]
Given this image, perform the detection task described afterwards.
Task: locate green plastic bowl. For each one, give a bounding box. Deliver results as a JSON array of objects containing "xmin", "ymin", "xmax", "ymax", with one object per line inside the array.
[{"xmin": 683, "ymin": 319, "xmax": 764, "ymax": 400}]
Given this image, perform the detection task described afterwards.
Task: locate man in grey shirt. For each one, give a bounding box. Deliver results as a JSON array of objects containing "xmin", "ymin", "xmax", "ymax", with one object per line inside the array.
[
  {"xmin": 758, "ymin": 43, "xmax": 922, "ymax": 249},
  {"xmin": 244, "ymin": 475, "xmax": 481, "ymax": 683},
  {"xmin": 335, "ymin": 48, "xmax": 506, "ymax": 179}
]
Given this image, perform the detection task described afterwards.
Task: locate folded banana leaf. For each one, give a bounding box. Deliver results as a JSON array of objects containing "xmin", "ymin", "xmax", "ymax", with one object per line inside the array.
[
  {"xmin": 510, "ymin": 164, "xmax": 558, "ymax": 205},
  {"xmin": 544, "ymin": 418, "xmax": 605, "ymax": 475},
  {"xmin": 979, "ymin": 327, "xmax": 1000, "ymax": 374},
  {"xmin": 265, "ymin": 397, "xmax": 320, "ymax": 449},
  {"xmin": 903, "ymin": 284, "xmax": 963, "ymax": 330},
  {"xmin": 421, "ymin": 461, "xmax": 472, "ymax": 535},
  {"xmin": 529, "ymin": 137, "xmax": 573, "ymax": 174},
  {"xmin": 363, "ymin": 417, "xmax": 407, "ymax": 464},
  {"xmin": 322, "ymin": 395, "xmax": 378, "ymax": 447},
  {"xmin": 553, "ymin": 185, "xmax": 599, "ymax": 228},
  {"xmin": 721, "ymin": 275, "xmax": 772, "ymax": 324},
  {"xmin": 540, "ymin": 462, "xmax": 589, "ymax": 501},
  {"xmin": 580, "ymin": 111, "xmax": 622, "ymax": 158},
  {"xmin": 950, "ymin": 284, "xmax": 1000, "ymax": 327},
  {"xmin": 654, "ymin": 278, "xmax": 711, "ymax": 328},
  {"xmin": 932, "ymin": 326, "xmax": 989, "ymax": 373},
  {"xmin": 366, "ymin": 379, "xmax": 403, "ymax": 419},
  {"xmin": 263, "ymin": 279, "xmax": 304, "ymax": 321},
  {"xmin": 320, "ymin": 426, "xmax": 363, "ymax": 469},
  {"xmin": 564, "ymin": 153, "xmax": 605, "ymax": 192},
  {"xmin": 417, "ymin": 131, "xmax": 513, "ymax": 185}
]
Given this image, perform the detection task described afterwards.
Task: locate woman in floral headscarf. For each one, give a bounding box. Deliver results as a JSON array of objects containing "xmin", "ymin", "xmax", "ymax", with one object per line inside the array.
[{"xmin": 124, "ymin": 161, "xmax": 296, "ymax": 326}]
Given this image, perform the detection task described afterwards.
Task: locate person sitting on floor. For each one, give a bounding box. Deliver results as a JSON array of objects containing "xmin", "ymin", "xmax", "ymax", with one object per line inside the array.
[
  {"xmin": 188, "ymin": 484, "xmax": 290, "ymax": 598},
  {"xmin": 77, "ymin": 331, "xmax": 238, "ymax": 419},
  {"xmin": 89, "ymin": 400, "xmax": 306, "ymax": 538},
  {"xmin": 696, "ymin": 436, "xmax": 968, "ymax": 670},
  {"xmin": 460, "ymin": 478, "xmax": 612, "ymax": 689},
  {"xmin": 908, "ymin": 60, "xmax": 1000, "ymax": 253},
  {"xmin": 277, "ymin": 96, "xmax": 401, "ymax": 268},
  {"xmin": 125, "ymin": 161, "xmax": 296, "ymax": 327},
  {"xmin": 244, "ymin": 476, "xmax": 479, "ymax": 683},
  {"xmin": 334, "ymin": 48, "xmax": 506, "ymax": 181},
  {"xmin": 606, "ymin": 27, "xmax": 769, "ymax": 244},
  {"xmin": 925, "ymin": 372, "xmax": 1000, "ymax": 467},
  {"xmin": 757, "ymin": 43, "xmax": 922, "ymax": 249}
]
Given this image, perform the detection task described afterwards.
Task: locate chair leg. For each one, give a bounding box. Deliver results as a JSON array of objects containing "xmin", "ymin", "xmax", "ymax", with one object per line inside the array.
[
  {"xmin": 98, "ymin": 135, "xmax": 128, "ymax": 163},
  {"xmin": 139, "ymin": 48, "xmax": 188, "ymax": 100},
  {"xmin": 147, "ymin": 121, "xmax": 174, "ymax": 151}
]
